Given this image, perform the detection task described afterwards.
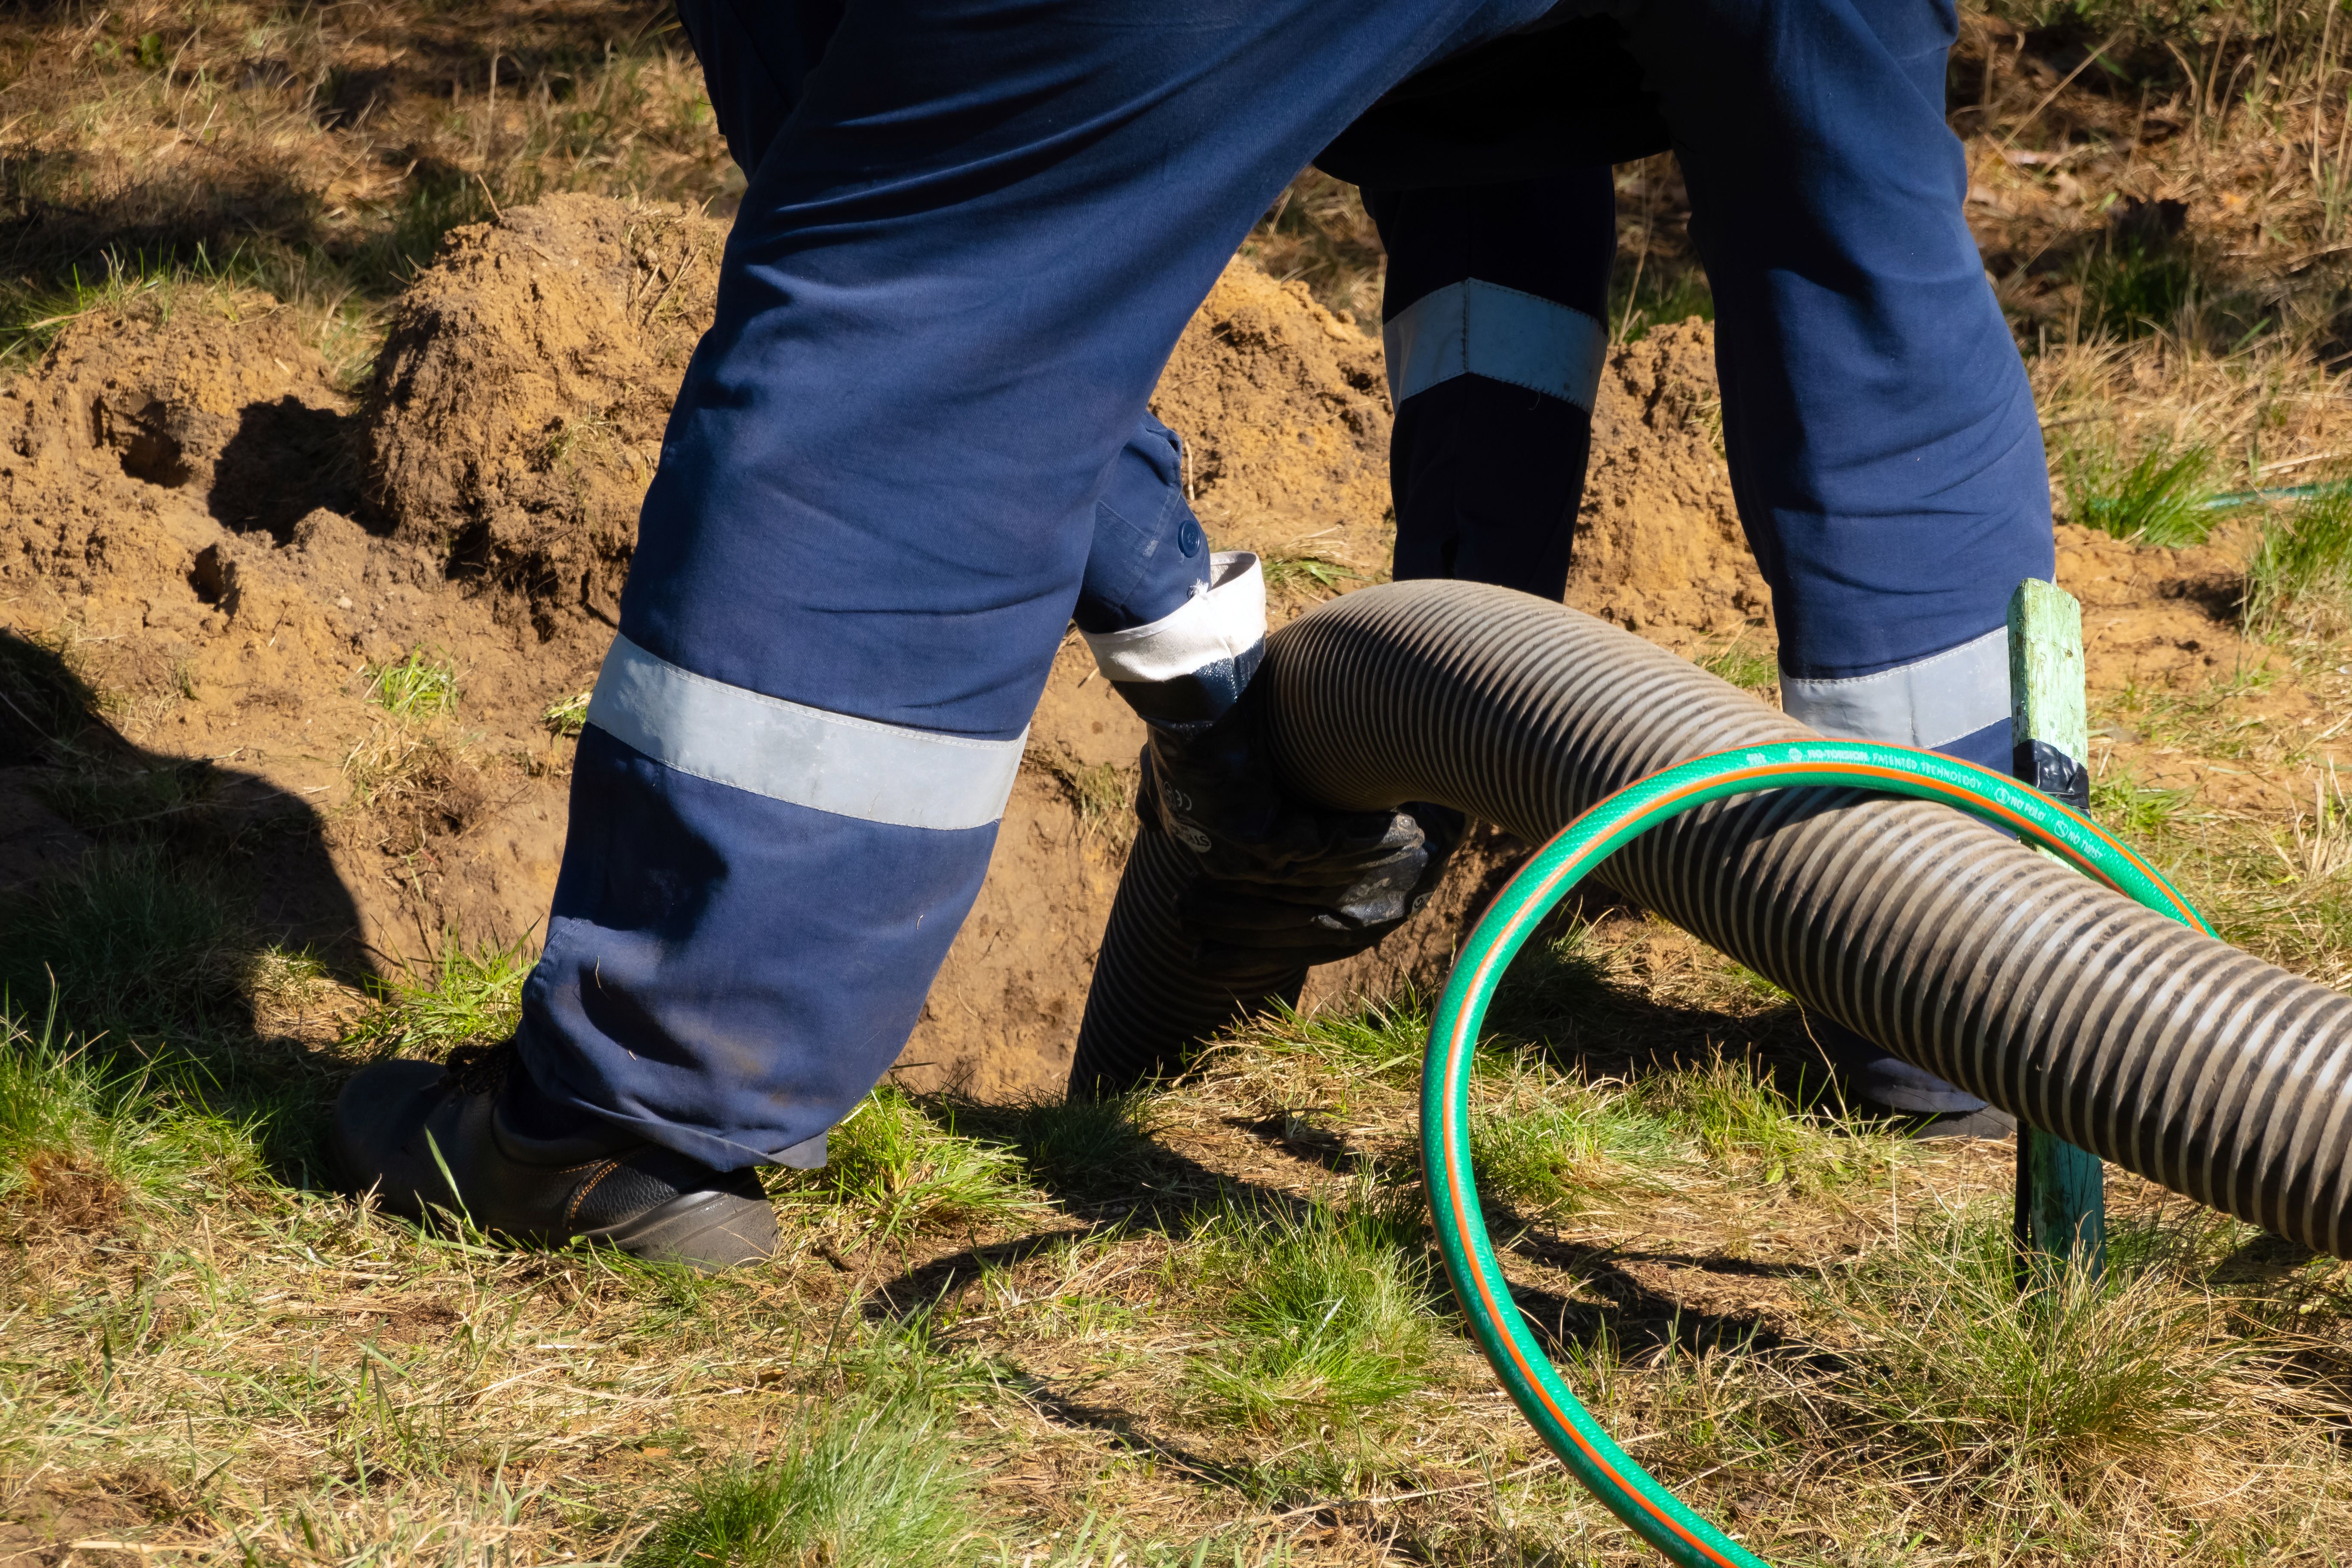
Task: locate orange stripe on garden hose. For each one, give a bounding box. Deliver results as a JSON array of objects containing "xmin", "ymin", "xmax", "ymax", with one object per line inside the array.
[
  {"xmin": 1437, "ymin": 830, "xmax": 1742, "ymax": 1565},
  {"xmin": 1430, "ymin": 753, "xmax": 2200, "ymax": 1568}
]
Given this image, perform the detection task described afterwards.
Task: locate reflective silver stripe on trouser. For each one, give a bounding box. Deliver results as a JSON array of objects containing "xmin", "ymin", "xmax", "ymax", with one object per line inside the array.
[
  {"xmin": 1381, "ymin": 278, "xmax": 1610, "ymax": 411},
  {"xmin": 1779, "ymin": 626, "xmax": 2012, "ymax": 751},
  {"xmin": 1081, "ymin": 551, "xmax": 1265, "ymax": 682},
  {"xmin": 584, "ymin": 634, "xmax": 1026, "ymax": 831}
]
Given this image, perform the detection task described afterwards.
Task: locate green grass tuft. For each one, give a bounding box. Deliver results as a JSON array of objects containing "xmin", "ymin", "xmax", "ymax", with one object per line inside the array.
[
  {"xmin": 2092, "ymin": 769, "xmax": 2194, "ymax": 838},
  {"xmin": 0, "ymin": 995, "xmax": 267, "ymax": 1222},
  {"xmin": 1484, "ymin": 920, "xmax": 1621, "ymax": 1047},
  {"xmin": 1638, "ymin": 1053, "xmax": 1872, "ymax": 1189},
  {"xmin": 2243, "ymin": 483, "xmax": 2352, "ymax": 639},
  {"xmin": 1801, "ymin": 1206, "xmax": 2249, "ymax": 1475},
  {"xmin": 1193, "ymin": 1188, "xmax": 1436, "ymax": 1430},
  {"xmin": 802, "ymin": 1087, "xmax": 1034, "ymax": 1237},
  {"xmin": 542, "ymin": 691, "xmax": 591, "ymax": 738},
  {"xmin": 1007, "ymin": 1093, "xmax": 1157, "ymax": 1195},
  {"xmin": 365, "ymin": 647, "xmax": 459, "ymax": 720},
  {"xmin": 1259, "ymin": 553, "xmax": 1360, "ymax": 597},
  {"xmin": 1698, "ymin": 642, "xmax": 1778, "ymax": 694},
  {"xmin": 1233, "ymin": 993, "xmax": 1433, "ymax": 1085},
  {"xmin": 343, "ymin": 937, "xmax": 534, "ymax": 1061},
  {"xmin": 1471, "ymin": 1076, "xmax": 1678, "ymax": 1214},
  {"xmin": 2082, "ymin": 237, "xmax": 2200, "ymax": 341},
  {"xmin": 632, "ymin": 1391, "xmax": 973, "ymax": 1568},
  {"xmin": 2064, "ymin": 438, "xmax": 2215, "ymax": 547},
  {"xmin": 0, "ymin": 843, "xmax": 249, "ymax": 1037},
  {"xmin": 1610, "ymin": 261, "xmax": 1716, "ymax": 344}
]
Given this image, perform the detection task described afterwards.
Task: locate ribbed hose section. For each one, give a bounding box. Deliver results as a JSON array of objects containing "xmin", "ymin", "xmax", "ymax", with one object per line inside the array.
[
  {"xmin": 1074, "ymin": 579, "xmax": 2352, "ymax": 1256},
  {"xmin": 1071, "ymin": 824, "xmax": 1308, "ymax": 1096}
]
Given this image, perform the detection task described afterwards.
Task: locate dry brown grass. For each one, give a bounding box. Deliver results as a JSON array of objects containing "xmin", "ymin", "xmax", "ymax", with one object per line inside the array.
[{"xmin": 16, "ymin": 898, "xmax": 2352, "ymax": 1563}]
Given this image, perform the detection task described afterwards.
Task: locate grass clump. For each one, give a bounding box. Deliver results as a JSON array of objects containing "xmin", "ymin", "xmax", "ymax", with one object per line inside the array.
[
  {"xmin": 0, "ymin": 842, "xmax": 249, "ymax": 1036},
  {"xmin": 1259, "ymin": 553, "xmax": 1360, "ymax": 597},
  {"xmin": 1484, "ymin": 921, "xmax": 1620, "ymax": 1047},
  {"xmin": 1471, "ymin": 1076, "xmax": 1676, "ymax": 1215},
  {"xmin": 2243, "ymin": 483, "xmax": 2352, "ymax": 639},
  {"xmin": 1192, "ymin": 1188, "xmax": 1436, "ymax": 1430},
  {"xmin": 343, "ymin": 937, "xmax": 533, "ymax": 1061},
  {"xmin": 2064, "ymin": 438, "xmax": 2215, "ymax": 547},
  {"xmin": 804, "ymin": 1087, "xmax": 1033, "ymax": 1237},
  {"xmin": 1233, "ymin": 992, "xmax": 1431, "ymax": 1085},
  {"xmin": 0, "ymin": 998, "xmax": 265, "ymax": 1227},
  {"xmin": 633, "ymin": 1391, "xmax": 972, "ymax": 1568},
  {"xmin": 1638, "ymin": 1053, "xmax": 1870, "ymax": 1189},
  {"xmin": 542, "ymin": 691, "xmax": 591, "ymax": 738},
  {"xmin": 2092, "ymin": 768, "xmax": 2194, "ymax": 837},
  {"xmin": 2081, "ymin": 237, "xmax": 2200, "ymax": 342},
  {"xmin": 1801, "ymin": 1207, "xmax": 2248, "ymax": 1476},
  {"xmin": 1609, "ymin": 257, "xmax": 1716, "ymax": 343},
  {"xmin": 1698, "ymin": 641, "xmax": 1777, "ymax": 694},
  {"xmin": 1006, "ymin": 1093, "xmax": 1157, "ymax": 1196},
  {"xmin": 365, "ymin": 647, "xmax": 459, "ymax": 720}
]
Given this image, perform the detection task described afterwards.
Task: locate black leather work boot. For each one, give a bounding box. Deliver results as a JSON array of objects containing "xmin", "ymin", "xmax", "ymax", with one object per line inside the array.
[{"xmin": 330, "ymin": 1043, "xmax": 779, "ymax": 1271}]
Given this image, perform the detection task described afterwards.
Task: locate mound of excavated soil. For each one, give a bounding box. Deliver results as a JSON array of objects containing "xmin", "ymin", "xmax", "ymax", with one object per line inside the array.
[
  {"xmin": 0, "ymin": 192, "xmax": 2297, "ymax": 1097},
  {"xmin": 363, "ymin": 193, "xmax": 728, "ymax": 654}
]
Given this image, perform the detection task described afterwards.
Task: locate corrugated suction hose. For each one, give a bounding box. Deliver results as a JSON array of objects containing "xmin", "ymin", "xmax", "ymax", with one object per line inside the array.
[{"xmin": 1070, "ymin": 579, "xmax": 2352, "ymax": 1258}]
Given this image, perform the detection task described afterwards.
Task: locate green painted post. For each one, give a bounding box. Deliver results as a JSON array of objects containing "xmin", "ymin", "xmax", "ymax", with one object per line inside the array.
[{"xmin": 2008, "ymin": 578, "xmax": 2107, "ymax": 1288}]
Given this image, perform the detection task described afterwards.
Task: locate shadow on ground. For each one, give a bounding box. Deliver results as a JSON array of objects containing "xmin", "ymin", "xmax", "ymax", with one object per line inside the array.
[{"xmin": 0, "ymin": 628, "xmax": 367, "ymax": 1182}]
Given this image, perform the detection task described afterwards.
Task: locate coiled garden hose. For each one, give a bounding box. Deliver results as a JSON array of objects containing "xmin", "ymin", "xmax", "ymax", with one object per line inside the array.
[{"xmin": 1422, "ymin": 739, "xmax": 2207, "ymax": 1568}]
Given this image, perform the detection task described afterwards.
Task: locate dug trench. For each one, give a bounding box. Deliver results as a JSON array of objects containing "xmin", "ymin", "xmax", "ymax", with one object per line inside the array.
[{"xmin": 0, "ymin": 192, "xmax": 2325, "ymax": 1099}]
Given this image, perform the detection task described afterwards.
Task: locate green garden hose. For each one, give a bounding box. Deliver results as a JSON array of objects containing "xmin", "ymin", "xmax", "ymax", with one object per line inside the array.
[{"xmin": 1421, "ymin": 738, "xmax": 2209, "ymax": 1568}]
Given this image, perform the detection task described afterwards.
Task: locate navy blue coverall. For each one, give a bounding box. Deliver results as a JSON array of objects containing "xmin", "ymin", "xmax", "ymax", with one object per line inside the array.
[{"xmin": 508, "ymin": 0, "xmax": 2054, "ymax": 1168}]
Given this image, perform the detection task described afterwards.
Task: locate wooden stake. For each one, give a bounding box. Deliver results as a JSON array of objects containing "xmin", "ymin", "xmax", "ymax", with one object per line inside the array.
[{"xmin": 2008, "ymin": 578, "xmax": 2107, "ymax": 1288}]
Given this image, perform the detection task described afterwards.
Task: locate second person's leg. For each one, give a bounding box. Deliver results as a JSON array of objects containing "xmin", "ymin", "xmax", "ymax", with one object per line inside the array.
[{"xmin": 1363, "ymin": 167, "xmax": 1618, "ymax": 601}]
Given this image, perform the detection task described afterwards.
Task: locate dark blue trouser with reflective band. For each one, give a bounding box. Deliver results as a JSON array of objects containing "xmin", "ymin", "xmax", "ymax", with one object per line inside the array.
[
  {"xmin": 514, "ymin": 0, "xmax": 2054, "ymax": 1166},
  {"xmin": 1366, "ymin": 158, "xmax": 2018, "ymax": 1111},
  {"xmin": 1367, "ymin": 171, "xmax": 1617, "ymax": 601}
]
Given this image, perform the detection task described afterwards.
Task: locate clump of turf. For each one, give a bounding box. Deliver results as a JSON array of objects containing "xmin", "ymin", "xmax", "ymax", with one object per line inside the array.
[
  {"xmin": 1637, "ymin": 1052, "xmax": 1879, "ymax": 1190},
  {"xmin": 2244, "ymin": 483, "xmax": 2352, "ymax": 639},
  {"xmin": 343, "ymin": 937, "xmax": 534, "ymax": 1061},
  {"xmin": 1796, "ymin": 1207, "xmax": 2250, "ymax": 1475},
  {"xmin": 0, "ymin": 842, "xmax": 249, "ymax": 1036},
  {"xmin": 0, "ymin": 997, "xmax": 266, "ymax": 1228},
  {"xmin": 632, "ymin": 1391, "xmax": 973, "ymax": 1568},
  {"xmin": 2064, "ymin": 438, "xmax": 2215, "ymax": 547},
  {"xmin": 1006, "ymin": 1092, "xmax": 1158, "ymax": 1196},
  {"xmin": 1470, "ymin": 1073, "xmax": 1677, "ymax": 1214},
  {"xmin": 364, "ymin": 646, "xmax": 459, "ymax": 719},
  {"xmin": 1191, "ymin": 1186, "xmax": 1437, "ymax": 1430},
  {"xmin": 799, "ymin": 1086, "xmax": 1034, "ymax": 1237}
]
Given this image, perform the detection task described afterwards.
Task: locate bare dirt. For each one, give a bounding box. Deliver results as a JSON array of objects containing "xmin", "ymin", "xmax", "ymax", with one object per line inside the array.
[{"xmin": 0, "ymin": 192, "xmax": 2308, "ymax": 1096}]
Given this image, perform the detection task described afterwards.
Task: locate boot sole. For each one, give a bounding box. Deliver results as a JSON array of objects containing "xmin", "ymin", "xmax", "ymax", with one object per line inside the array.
[{"xmin": 584, "ymin": 1187, "xmax": 779, "ymax": 1272}]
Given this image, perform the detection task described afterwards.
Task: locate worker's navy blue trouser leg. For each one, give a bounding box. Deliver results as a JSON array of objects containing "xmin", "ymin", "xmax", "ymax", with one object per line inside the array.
[
  {"xmin": 1366, "ymin": 172, "xmax": 1617, "ymax": 601},
  {"xmin": 511, "ymin": 0, "xmax": 2054, "ymax": 1167},
  {"xmin": 1365, "ymin": 158, "xmax": 2021, "ymax": 1113}
]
